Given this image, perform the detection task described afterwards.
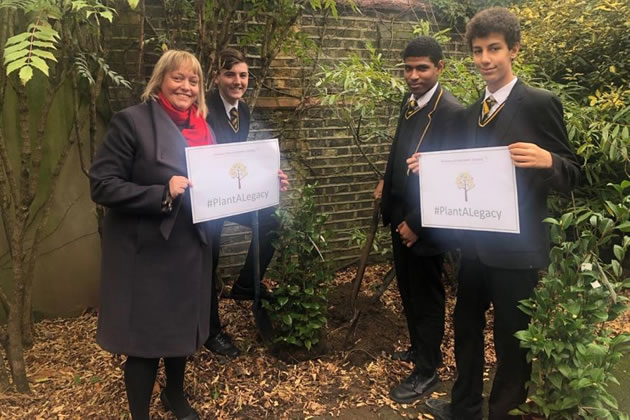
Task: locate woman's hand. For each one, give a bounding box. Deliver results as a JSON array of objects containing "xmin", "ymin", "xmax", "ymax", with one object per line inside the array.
[
  {"xmin": 169, "ymin": 176, "xmax": 192, "ymax": 198},
  {"xmin": 278, "ymin": 169, "xmax": 290, "ymax": 192},
  {"xmin": 406, "ymin": 152, "xmax": 422, "ymax": 175}
]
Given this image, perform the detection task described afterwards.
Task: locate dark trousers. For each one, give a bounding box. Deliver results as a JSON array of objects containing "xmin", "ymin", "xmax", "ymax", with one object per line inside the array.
[
  {"xmin": 451, "ymin": 258, "xmax": 538, "ymax": 420},
  {"xmin": 391, "ymin": 224, "xmax": 445, "ymax": 375},
  {"xmin": 209, "ymin": 207, "xmax": 278, "ymax": 336}
]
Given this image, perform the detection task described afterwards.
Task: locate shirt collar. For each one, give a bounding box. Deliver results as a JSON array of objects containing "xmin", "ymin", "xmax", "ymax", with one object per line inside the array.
[
  {"xmin": 219, "ymin": 93, "xmax": 238, "ymax": 118},
  {"xmin": 484, "ymin": 77, "xmax": 518, "ymax": 106},
  {"xmin": 409, "ymin": 82, "xmax": 440, "ymax": 110}
]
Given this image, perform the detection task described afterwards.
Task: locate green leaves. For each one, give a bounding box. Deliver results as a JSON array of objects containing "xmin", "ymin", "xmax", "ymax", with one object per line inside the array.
[
  {"xmin": 74, "ymin": 53, "xmax": 131, "ymax": 88},
  {"xmin": 72, "ymin": 0, "xmax": 116, "ymax": 23},
  {"xmin": 516, "ymin": 183, "xmax": 630, "ymax": 419},
  {"xmin": 265, "ymin": 184, "xmax": 332, "ymax": 351},
  {"xmin": 4, "ymin": 22, "xmax": 59, "ymax": 85},
  {"xmin": 516, "ymin": 0, "xmax": 630, "ymax": 92}
]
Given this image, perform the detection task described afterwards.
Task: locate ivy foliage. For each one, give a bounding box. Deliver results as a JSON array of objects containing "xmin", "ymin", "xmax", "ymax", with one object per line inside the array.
[{"xmin": 264, "ymin": 184, "xmax": 333, "ymax": 350}]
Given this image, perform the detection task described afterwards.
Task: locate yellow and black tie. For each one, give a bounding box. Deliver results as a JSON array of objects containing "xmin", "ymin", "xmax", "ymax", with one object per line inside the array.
[
  {"xmin": 405, "ymin": 98, "xmax": 418, "ymax": 119},
  {"xmin": 229, "ymin": 107, "xmax": 239, "ymax": 132},
  {"xmin": 480, "ymin": 95, "xmax": 497, "ymax": 123}
]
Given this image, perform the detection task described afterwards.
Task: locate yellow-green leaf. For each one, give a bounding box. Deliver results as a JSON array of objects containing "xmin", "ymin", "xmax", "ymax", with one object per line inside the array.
[
  {"xmin": 100, "ymin": 10, "xmax": 114, "ymax": 22},
  {"xmin": 127, "ymin": 0, "xmax": 139, "ymax": 9},
  {"xmin": 19, "ymin": 65, "xmax": 33, "ymax": 85},
  {"xmin": 4, "ymin": 40, "xmax": 30, "ymax": 55},
  {"xmin": 3, "ymin": 49, "xmax": 29, "ymax": 65},
  {"xmin": 5, "ymin": 32, "xmax": 31, "ymax": 46},
  {"xmin": 29, "ymin": 56, "xmax": 49, "ymax": 76},
  {"xmin": 31, "ymin": 49, "xmax": 57, "ymax": 61},
  {"xmin": 6, "ymin": 57, "xmax": 28, "ymax": 75},
  {"xmin": 31, "ymin": 40, "xmax": 56, "ymax": 49}
]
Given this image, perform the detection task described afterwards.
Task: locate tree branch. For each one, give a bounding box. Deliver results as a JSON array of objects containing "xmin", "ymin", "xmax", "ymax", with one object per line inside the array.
[{"xmin": 348, "ymin": 115, "xmax": 383, "ymax": 178}]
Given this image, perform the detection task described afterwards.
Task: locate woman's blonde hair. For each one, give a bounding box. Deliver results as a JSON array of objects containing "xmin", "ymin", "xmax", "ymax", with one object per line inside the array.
[{"xmin": 141, "ymin": 50, "xmax": 207, "ymax": 117}]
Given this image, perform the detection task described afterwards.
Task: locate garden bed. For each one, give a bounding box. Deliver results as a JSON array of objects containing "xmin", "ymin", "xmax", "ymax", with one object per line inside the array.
[{"xmin": 1, "ymin": 264, "xmax": 628, "ymax": 419}]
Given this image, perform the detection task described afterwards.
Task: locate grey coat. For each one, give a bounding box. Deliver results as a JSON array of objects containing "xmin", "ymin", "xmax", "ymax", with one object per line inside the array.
[{"xmin": 89, "ymin": 101, "xmax": 214, "ymax": 358}]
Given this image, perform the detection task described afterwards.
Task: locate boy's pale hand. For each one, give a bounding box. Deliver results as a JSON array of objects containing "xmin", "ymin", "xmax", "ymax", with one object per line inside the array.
[
  {"xmin": 406, "ymin": 152, "xmax": 422, "ymax": 175},
  {"xmin": 508, "ymin": 142, "xmax": 552, "ymax": 168},
  {"xmin": 278, "ymin": 169, "xmax": 290, "ymax": 191},
  {"xmin": 373, "ymin": 179, "xmax": 384, "ymax": 200},
  {"xmin": 396, "ymin": 221, "xmax": 418, "ymax": 248}
]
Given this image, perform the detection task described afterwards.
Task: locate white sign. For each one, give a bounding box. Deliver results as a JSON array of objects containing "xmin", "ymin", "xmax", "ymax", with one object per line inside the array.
[
  {"xmin": 185, "ymin": 139, "xmax": 280, "ymax": 223},
  {"xmin": 419, "ymin": 146, "xmax": 520, "ymax": 233}
]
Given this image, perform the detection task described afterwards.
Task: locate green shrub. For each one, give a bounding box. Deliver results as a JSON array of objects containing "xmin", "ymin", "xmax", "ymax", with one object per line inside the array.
[
  {"xmin": 514, "ymin": 0, "xmax": 630, "ymax": 92},
  {"xmin": 264, "ymin": 184, "xmax": 333, "ymax": 350},
  {"xmin": 514, "ymin": 183, "xmax": 630, "ymax": 420}
]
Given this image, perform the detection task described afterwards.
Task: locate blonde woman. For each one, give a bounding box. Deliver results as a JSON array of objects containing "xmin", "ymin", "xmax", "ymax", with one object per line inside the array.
[{"xmin": 90, "ymin": 50, "xmax": 216, "ymax": 420}]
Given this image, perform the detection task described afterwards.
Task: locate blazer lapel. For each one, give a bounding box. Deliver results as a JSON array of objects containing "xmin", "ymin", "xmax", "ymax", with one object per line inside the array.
[
  {"xmin": 407, "ymin": 87, "xmax": 442, "ymax": 157},
  {"xmin": 150, "ymin": 101, "xmax": 189, "ymax": 174},
  {"xmin": 491, "ymin": 80, "xmax": 524, "ymax": 145},
  {"xmin": 468, "ymin": 97, "xmax": 484, "ymax": 147}
]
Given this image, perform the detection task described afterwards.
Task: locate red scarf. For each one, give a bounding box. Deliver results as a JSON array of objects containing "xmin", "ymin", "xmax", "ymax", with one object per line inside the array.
[{"xmin": 157, "ymin": 92, "xmax": 214, "ymax": 147}]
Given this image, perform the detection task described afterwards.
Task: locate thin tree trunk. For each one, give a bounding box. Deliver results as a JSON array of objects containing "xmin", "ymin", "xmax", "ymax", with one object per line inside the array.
[
  {"xmin": 0, "ymin": 341, "xmax": 9, "ymax": 391},
  {"xmin": 350, "ymin": 198, "xmax": 381, "ymax": 313},
  {"xmin": 20, "ymin": 79, "xmax": 58, "ymax": 347},
  {"xmin": 7, "ymin": 244, "xmax": 29, "ymax": 392},
  {"xmin": 23, "ymin": 119, "xmax": 77, "ymax": 346},
  {"xmin": 136, "ymin": 0, "xmax": 145, "ymax": 96}
]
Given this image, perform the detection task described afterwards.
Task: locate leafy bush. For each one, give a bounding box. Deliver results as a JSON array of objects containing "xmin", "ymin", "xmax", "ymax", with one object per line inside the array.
[
  {"xmin": 511, "ymin": 2, "xmax": 630, "ymax": 415},
  {"xmin": 514, "ymin": 183, "xmax": 630, "ymax": 420},
  {"xmin": 515, "ymin": 0, "xmax": 630, "ymax": 92},
  {"xmin": 264, "ymin": 184, "xmax": 333, "ymax": 350},
  {"xmin": 316, "ymin": 44, "xmax": 406, "ymax": 153},
  {"xmin": 348, "ymin": 227, "xmax": 391, "ymax": 259}
]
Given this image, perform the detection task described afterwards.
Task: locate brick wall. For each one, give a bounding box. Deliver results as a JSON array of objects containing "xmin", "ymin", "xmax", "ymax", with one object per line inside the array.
[{"xmin": 104, "ymin": 1, "xmax": 462, "ymax": 284}]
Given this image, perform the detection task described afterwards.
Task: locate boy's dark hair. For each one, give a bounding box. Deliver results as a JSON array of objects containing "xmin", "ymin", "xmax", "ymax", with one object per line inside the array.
[
  {"xmin": 465, "ymin": 7, "xmax": 521, "ymax": 49},
  {"xmin": 218, "ymin": 48, "xmax": 247, "ymax": 71},
  {"xmin": 402, "ymin": 36, "xmax": 444, "ymax": 66}
]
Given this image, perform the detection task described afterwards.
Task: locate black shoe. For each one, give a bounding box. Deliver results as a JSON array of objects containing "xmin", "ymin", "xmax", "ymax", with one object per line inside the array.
[
  {"xmin": 229, "ymin": 282, "xmax": 273, "ymax": 301},
  {"xmin": 391, "ymin": 347, "xmax": 416, "ymax": 362},
  {"xmin": 204, "ymin": 332, "xmax": 241, "ymax": 358},
  {"xmin": 389, "ymin": 371, "xmax": 439, "ymax": 404},
  {"xmin": 160, "ymin": 389, "xmax": 199, "ymax": 420},
  {"xmin": 424, "ymin": 398, "xmax": 453, "ymax": 420}
]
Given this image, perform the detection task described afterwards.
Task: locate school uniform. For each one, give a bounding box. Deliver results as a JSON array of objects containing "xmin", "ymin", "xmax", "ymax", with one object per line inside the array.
[
  {"xmin": 451, "ymin": 78, "xmax": 580, "ymax": 420},
  {"xmin": 382, "ymin": 83, "xmax": 463, "ymax": 375},
  {"xmin": 205, "ymin": 90, "xmax": 278, "ymax": 338}
]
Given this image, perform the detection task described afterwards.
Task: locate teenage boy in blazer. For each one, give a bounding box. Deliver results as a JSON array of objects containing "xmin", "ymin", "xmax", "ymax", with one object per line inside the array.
[
  {"xmin": 421, "ymin": 8, "xmax": 580, "ymax": 420},
  {"xmin": 204, "ymin": 48, "xmax": 288, "ymax": 358},
  {"xmin": 379, "ymin": 36, "xmax": 463, "ymax": 404}
]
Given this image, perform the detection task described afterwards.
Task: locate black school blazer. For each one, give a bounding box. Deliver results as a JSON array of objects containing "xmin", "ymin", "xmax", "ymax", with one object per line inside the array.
[{"xmin": 459, "ymin": 80, "xmax": 580, "ymax": 269}]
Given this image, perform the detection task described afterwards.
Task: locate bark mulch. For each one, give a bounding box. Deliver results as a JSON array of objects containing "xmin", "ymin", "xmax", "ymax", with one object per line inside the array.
[{"xmin": 1, "ymin": 264, "xmax": 628, "ymax": 419}]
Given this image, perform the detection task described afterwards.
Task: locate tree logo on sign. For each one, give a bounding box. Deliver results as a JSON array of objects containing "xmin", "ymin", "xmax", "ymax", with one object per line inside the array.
[
  {"xmin": 456, "ymin": 172, "xmax": 475, "ymax": 202},
  {"xmin": 230, "ymin": 162, "xmax": 247, "ymax": 189}
]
